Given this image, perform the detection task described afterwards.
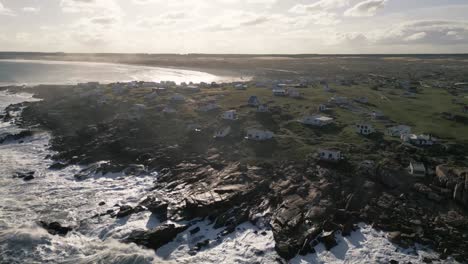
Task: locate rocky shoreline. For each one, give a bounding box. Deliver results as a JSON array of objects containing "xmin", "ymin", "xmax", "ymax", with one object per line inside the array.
[{"xmin": 4, "ymin": 84, "xmax": 468, "ymax": 262}]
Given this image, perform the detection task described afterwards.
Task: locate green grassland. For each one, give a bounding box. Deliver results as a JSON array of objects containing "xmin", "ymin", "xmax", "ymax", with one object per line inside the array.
[{"xmin": 103, "ymin": 81, "xmax": 467, "ymax": 162}]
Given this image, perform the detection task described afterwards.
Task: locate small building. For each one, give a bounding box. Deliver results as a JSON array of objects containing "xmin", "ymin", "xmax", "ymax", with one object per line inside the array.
[
  {"xmin": 318, "ymin": 149, "xmax": 342, "ymax": 162},
  {"xmin": 371, "ymin": 111, "xmax": 385, "ymax": 120},
  {"xmin": 401, "ymin": 134, "xmax": 435, "ymax": 146},
  {"xmin": 409, "ymin": 162, "xmax": 426, "ymax": 177},
  {"xmin": 318, "ymin": 104, "xmax": 328, "ymax": 112},
  {"xmin": 386, "ymin": 125, "xmax": 411, "ymax": 137},
  {"xmin": 248, "ymin": 96, "xmax": 260, "ymax": 107},
  {"xmin": 355, "ymin": 122, "xmax": 375, "ymax": 135},
  {"xmin": 214, "ymin": 126, "xmax": 231, "ymax": 138},
  {"xmin": 257, "ymin": 104, "xmax": 269, "ymax": 113},
  {"xmin": 300, "ymin": 115, "xmax": 334, "ymax": 127},
  {"xmin": 329, "ymin": 96, "xmax": 348, "ymax": 105},
  {"xmin": 235, "ymin": 83, "xmax": 248, "ymax": 90},
  {"xmin": 171, "ymin": 94, "xmax": 185, "ymax": 102},
  {"xmin": 198, "ymin": 102, "xmax": 219, "ymax": 112},
  {"xmin": 354, "ymin": 97, "xmax": 369, "ymax": 104},
  {"xmin": 163, "ymin": 106, "xmax": 177, "ymax": 113},
  {"xmin": 289, "ymin": 89, "xmax": 302, "ymax": 98},
  {"xmin": 222, "ymin": 110, "xmax": 238, "ymax": 120},
  {"xmin": 186, "ymin": 85, "xmax": 201, "ymax": 93},
  {"xmin": 273, "ymin": 88, "xmax": 287, "ymax": 96},
  {"xmin": 245, "ymin": 129, "xmax": 274, "ymax": 141}
]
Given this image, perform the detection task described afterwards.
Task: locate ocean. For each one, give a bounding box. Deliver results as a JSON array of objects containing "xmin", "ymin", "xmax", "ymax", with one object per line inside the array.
[{"xmin": 0, "ymin": 59, "xmax": 232, "ymax": 86}]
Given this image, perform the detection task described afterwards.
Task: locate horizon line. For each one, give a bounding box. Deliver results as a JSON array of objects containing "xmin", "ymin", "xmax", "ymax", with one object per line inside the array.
[{"xmin": 1, "ymin": 51, "xmax": 468, "ymax": 56}]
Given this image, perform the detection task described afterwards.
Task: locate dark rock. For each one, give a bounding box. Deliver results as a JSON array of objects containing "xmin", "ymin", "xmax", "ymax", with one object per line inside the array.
[
  {"xmin": 390, "ymin": 260, "xmax": 399, "ymax": 264},
  {"xmin": 0, "ymin": 130, "xmax": 34, "ymax": 144},
  {"xmin": 117, "ymin": 205, "xmax": 134, "ymax": 218},
  {"xmin": 139, "ymin": 196, "xmax": 168, "ymax": 221},
  {"xmin": 124, "ymin": 224, "xmax": 188, "ymax": 250},
  {"xmin": 388, "ymin": 231, "xmax": 401, "ymax": 244},
  {"xmin": 319, "ymin": 231, "xmax": 338, "ymax": 250},
  {"xmin": 195, "ymin": 239, "xmax": 210, "ymax": 250},
  {"xmin": 23, "ymin": 175, "xmax": 35, "ymax": 181},
  {"xmin": 98, "ymin": 201, "xmax": 106, "ymax": 206},
  {"xmin": 189, "ymin": 227, "xmax": 200, "ymax": 235},
  {"xmin": 49, "ymin": 162, "xmax": 68, "ymax": 170},
  {"xmin": 39, "ymin": 221, "xmax": 72, "ymax": 236}
]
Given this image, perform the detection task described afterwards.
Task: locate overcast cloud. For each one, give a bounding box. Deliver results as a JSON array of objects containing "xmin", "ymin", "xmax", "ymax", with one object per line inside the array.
[{"xmin": 0, "ymin": 0, "xmax": 467, "ymax": 53}]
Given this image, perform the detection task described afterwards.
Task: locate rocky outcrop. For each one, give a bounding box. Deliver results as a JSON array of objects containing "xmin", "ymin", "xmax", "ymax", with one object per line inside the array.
[
  {"xmin": 39, "ymin": 221, "xmax": 72, "ymax": 236},
  {"xmin": 124, "ymin": 224, "xmax": 189, "ymax": 250},
  {"xmin": 435, "ymin": 165, "xmax": 468, "ymax": 208}
]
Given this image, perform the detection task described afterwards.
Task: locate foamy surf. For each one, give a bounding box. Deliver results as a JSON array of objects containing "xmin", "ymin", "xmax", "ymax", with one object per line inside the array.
[{"xmin": 0, "ymin": 91, "xmax": 456, "ymax": 264}]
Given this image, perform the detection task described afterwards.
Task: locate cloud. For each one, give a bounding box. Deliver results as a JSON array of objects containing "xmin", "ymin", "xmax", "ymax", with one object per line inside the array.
[
  {"xmin": 0, "ymin": 1, "xmax": 14, "ymax": 16},
  {"xmin": 22, "ymin": 7, "xmax": 40, "ymax": 13},
  {"xmin": 289, "ymin": 0, "xmax": 349, "ymax": 14},
  {"xmin": 374, "ymin": 20, "xmax": 468, "ymax": 45},
  {"xmin": 344, "ymin": 0, "xmax": 386, "ymax": 17},
  {"xmin": 60, "ymin": 0, "xmax": 121, "ymax": 16}
]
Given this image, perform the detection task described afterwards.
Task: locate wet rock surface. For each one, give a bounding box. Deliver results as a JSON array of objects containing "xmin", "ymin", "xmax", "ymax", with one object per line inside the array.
[
  {"xmin": 39, "ymin": 221, "xmax": 73, "ymax": 236},
  {"xmin": 12, "ymin": 85, "xmax": 468, "ymax": 261},
  {"xmin": 125, "ymin": 224, "xmax": 189, "ymax": 250}
]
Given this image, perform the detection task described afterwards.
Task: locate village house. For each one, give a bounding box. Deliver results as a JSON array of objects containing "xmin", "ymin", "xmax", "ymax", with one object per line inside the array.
[
  {"xmin": 245, "ymin": 128, "xmax": 274, "ymax": 141},
  {"xmin": 386, "ymin": 125, "xmax": 412, "ymax": 137},
  {"xmin": 409, "ymin": 162, "xmax": 426, "ymax": 177},
  {"xmin": 214, "ymin": 126, "xmax": 231, "ymax": 138},
  {"xmin": 371, "ymin": 111, "xmax": 385, "ymax": 120},
  {"xmin": 162, "ymin": 105, "xmax": 177, "ymax": 113},
  {"xmin": 198, "ymin": 101, "xmax": 219, "ymax": 112},
  {"xmin": 318, "ymin": 149, "xmax": 342, "ymax": 162},
  {"xmin": 273, "ymin": 88, "xmax": 287, "ymax": 96},
  {"xmin": 257, "ymin": 104, "xmax": 269, "ymax": 113},
  {"xmin": 235, "ymin": 83, "xmax": 248, "ymax": 90},
  {"xmin": 300, "ymin": 115, "xmax": 334, "ymax": 127},
  {"xmin": 401, "ymin": 134, "xmax": 435, "ymax": 146},
  {"xmin": 171, "ymin": 94, "xmax": 185, "ymax": 102},
  {"xmin": 329, "ymin": 96, "xmax": 348, "ymax": 105},
  {"xmin": 354, "ymin": 97, "xmax": 369, "ymax": 104},
  {"xmin": 186, "ymin": 85, "xmax": 201, "ymax": 93},
  {"xmin": 355, "ymin": 122, "xmax": 375, "ymax": 135},
  {"xmin": 248, "ymin": 96, "xmax": 261, "ymax": 107},
  {"xmin": 289, "ymin": 89, "xmax": 302, "ymax": 98},
  {"xmin": 318, "ymin": 104, "xmax": 329, "ymax": 112},
  {"xmin": 222, "ymin": 110, "xmax": 238, "ymax": 120}
]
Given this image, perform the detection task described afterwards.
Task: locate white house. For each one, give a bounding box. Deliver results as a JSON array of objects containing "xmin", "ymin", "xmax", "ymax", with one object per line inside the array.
[
  {"xmin": 355, "ymin": 97, "xmax": 369, "ymax": 104},
  {"xmin": 289, "ymin": 89, "xmax": 302, "ymax": 98},
  {"xmin": 371, "ymin": 111, "xmax": 385, "ymax": 120},
  {"xmin": 245, "ymin": 129, "xmax": 274, "ymax": 141},
  {"xmin": 273, "ymin": 88, "xmax": 287, "ymax": 96},
  {"xmin": 318, "ymin": 149, "xmax": 342, "ymax": 161},
  {"xmin": 386, "ymin": 125, "xmax": 411, "ymax": 137},
  {"xmin": 171, "ymin": 94, "xmax": 185, "ymax": 102},
  {"xmin": 248, "ymin": 96, "xmax": 261, "ymax": 107},
  {"xmin": 355, "ymin": 122, "xmax": 375, "ymax": 135},
  {"xmin": 318, "ymin": 104, "xmax": 328, "ymax": 112},
  {"xmin": 401, "ymin": 134, "xmax": 435, "ymax": 146},
  {"xmin": 222, "ymin": 110, "xmax": 238, "ymax": 120},
  {"xmin": 329, "ymin": 96, "xmax": 348, "ymax": 105},
  {"xmin": 186, "ymin": 85, "xmax": 200, "ymax": 93},
  {"xmin": 163, "ymin": 106, "xmax": 177, "ymax": 113},
  {"xmin": 257, "ymin": 104, "xmax": 269, "ymax": 113},
  {"xmin": 235, "ymin": 84, "xmax": 247, "ymax": 90},
  {"xmin": 409, "ymin": 162, "xmax": 426, "ymax": 177},
  {"xmin": 198, "ymin": 102, "xmax": 219, "ymax": 112},
  {"xmin": 214, "ymin": 126, "xmax": 231, "ymax": 138},
  {"xmin": 300, "ymin": 115, "xmax": 334, "ymax": 127}
]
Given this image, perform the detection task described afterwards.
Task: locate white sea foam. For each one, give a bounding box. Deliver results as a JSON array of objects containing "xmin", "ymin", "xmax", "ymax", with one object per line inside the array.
[{"xmin": 0, "ymin": 92, "xmax": 454, "ymax": 264}]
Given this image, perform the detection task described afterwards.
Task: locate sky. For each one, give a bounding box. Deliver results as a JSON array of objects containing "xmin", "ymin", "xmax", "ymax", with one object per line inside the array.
[{"xmin": 0, "ymin": 0, "xmax": 468, "ymax": 54}]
